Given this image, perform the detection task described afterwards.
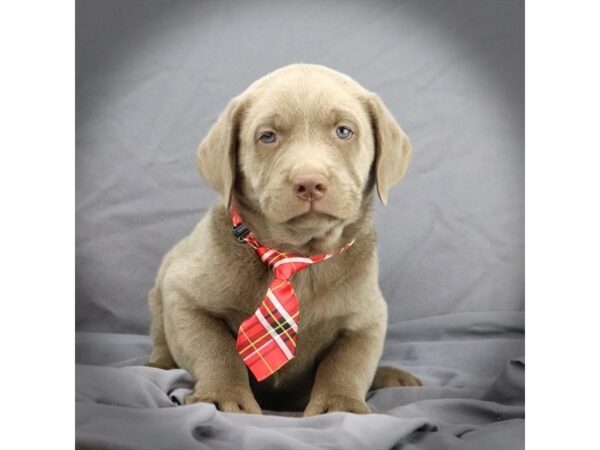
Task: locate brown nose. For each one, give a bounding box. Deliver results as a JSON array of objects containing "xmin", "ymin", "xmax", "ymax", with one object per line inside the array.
[{"xmin": 293, "ymin": 174, "xmax": 328, "ymax": 201}]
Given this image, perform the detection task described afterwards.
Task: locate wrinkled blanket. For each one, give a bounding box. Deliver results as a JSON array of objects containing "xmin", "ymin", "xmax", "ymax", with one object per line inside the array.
[{"xmin": 76, "ymin": 311, "xmax": 524, "ymax": 449}]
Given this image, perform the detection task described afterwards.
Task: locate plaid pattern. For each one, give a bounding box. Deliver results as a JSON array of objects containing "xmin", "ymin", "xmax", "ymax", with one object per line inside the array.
[{"xmin": 231, "ymin": 208, "xmax": 354, "ymax": 382}]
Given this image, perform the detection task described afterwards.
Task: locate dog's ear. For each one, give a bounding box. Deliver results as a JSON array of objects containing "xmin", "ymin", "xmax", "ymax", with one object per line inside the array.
[
  {"xmin": 197, "ymin": 96, "xmax": 245, "ymax": 207},
  {"xmin": 365, "ymin": 93, "xmax": 413, "ymax": 205}
]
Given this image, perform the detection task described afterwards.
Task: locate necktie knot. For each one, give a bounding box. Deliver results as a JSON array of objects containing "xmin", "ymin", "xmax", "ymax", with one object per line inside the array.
[{"xmin": 256, "ymin": 247, "xmax": 320, "ymax": 281}]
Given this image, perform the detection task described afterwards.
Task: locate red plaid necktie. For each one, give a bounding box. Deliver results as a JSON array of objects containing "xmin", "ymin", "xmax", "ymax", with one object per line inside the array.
[{"xmin": 231, "ymin": 208, "xmax": 354, "ymax": 382}]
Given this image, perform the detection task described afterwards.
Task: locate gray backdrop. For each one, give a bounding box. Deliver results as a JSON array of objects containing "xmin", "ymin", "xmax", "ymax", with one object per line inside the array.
[
  {"xmin": 76, "ymin": 1, "xmax": 524, "ymax": 449},
  {"xmin": 76, "ymin": 0, "xmax": 523, "ymax": 334}
]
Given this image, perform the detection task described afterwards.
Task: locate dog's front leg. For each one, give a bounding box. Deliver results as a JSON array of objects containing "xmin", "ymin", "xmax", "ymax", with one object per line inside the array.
[
  {"xmin": 164, "ymin": 295, "xmax": 261, "ymax": 414},
  {"xmin": 303, "ymin": 323, "xmax": 385, "ymax": 416}
]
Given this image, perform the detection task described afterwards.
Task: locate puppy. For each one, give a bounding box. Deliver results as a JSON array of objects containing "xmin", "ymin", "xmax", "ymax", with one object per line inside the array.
[{"xmin": 147, "ymin": 64, "xmax": 421, "ymax": 415}]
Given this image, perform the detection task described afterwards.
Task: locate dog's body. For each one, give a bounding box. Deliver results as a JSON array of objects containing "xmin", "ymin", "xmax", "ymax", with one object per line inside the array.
[{"xmin": 148, "ymin": 64, "xmax": 421, "ymax": 415}]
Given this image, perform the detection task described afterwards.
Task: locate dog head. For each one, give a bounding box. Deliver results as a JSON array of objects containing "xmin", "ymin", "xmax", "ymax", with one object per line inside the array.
[{"xmin": 197, "ymin": 64, "xmax": 412, "ymax": 251}]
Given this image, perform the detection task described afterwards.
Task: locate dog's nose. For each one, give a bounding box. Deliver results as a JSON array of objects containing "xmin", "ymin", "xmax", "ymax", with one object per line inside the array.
[{"xmin": 293, "ymin": 174, "xmax": 328, "ymax": 201}]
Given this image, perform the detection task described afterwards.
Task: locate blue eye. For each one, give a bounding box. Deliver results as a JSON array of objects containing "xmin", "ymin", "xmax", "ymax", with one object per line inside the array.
[
  {"xmin": 259, "ymin": 131, "xmax": 277, "ymax": 144},
  {"xmin": 336, "ymin": 126, "xmax": 353, "ymax": 139}
]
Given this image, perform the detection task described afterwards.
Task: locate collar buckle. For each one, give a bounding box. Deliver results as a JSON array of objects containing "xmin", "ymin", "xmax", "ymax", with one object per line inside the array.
[{"xmin": 232, "ymin": 223, "xmax": 250, "ymax": 243}]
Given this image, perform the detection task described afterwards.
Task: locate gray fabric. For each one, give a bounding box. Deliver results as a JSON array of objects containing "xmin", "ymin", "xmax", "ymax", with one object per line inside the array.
[
  {"xmin": 76, "ymin": 311, "xmax": 524, "ymax": 450},
  {"xmin": 76, "ymin": 1, "xmax": 524, "ymax": 449}
]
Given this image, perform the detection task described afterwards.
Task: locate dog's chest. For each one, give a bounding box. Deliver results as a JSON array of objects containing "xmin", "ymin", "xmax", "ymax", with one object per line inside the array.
[
  {"xmin": 225, "ymin": 263, "xmax": 351, "ymax": 355},
  {"xmin": 251, "ymin": 314, "xmax": 342, "ymax": 395}
]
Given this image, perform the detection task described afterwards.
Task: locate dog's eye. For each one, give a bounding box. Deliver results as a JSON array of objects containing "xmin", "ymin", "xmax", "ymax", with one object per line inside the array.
[
  {"xmin": 335, "ymin": 126, "xmax": 353, "ymax": 139},
  {"xmin": 259, "ymin": 131, "xmax": 277, "ymax": 144}
]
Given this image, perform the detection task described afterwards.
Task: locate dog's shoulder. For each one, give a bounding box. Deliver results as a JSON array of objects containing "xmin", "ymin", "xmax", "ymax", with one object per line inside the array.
[{"xmin": 160, "ymin": 201, "xmax": 270, "ymax": 315}]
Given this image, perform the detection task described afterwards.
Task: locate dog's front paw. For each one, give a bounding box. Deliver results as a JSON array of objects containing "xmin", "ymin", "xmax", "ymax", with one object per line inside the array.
[
  {"xmin": 370, "ymin": 366, "xmax": 423, "ymax": 389},
  {"xmin": 303, "ymin": 394, "xmax": 370, "ymax": 417},
  {"xmin": 185, "ymin": 388, "xmax": 262, "ymax": 414}
]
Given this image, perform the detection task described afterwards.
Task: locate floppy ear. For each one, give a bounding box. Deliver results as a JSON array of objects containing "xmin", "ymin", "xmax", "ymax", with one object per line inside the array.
[
  {"xmin": 197, "ymin": 97, "xmax": 245, "ymax": 207},
  {"xmin": 366, "ymin": 93, "xmax": 413, "ymax": 205}
]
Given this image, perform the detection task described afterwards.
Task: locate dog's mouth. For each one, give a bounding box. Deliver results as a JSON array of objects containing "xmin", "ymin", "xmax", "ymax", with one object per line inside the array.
[
  {"xmin": 282, "ymin": 209, "xmax": 345, "ymax": 248},
  {"xmin": 257, "ymin": 196, "xmax": 357, "ymax": 250},
  {"xmin": 285, "ymin": 208, "xmax": 341, "ymax": 228}
]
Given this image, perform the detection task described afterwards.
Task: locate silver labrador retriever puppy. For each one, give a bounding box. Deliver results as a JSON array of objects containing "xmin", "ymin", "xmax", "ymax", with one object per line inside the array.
[{"xmin": 147, "ymin": 64, "xmax": 421, "ymax": 415}]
